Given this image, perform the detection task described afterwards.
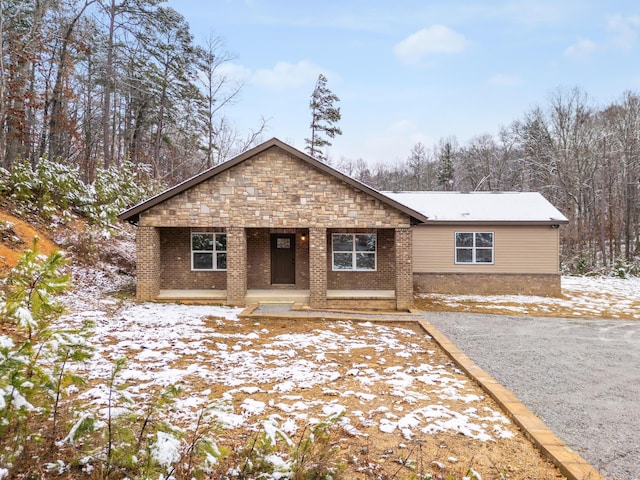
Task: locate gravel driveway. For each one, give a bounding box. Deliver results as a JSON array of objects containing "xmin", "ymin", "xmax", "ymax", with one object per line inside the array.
[{"xmin": 424, "ymin": 312, "xmax": 640, "ymax": 480}]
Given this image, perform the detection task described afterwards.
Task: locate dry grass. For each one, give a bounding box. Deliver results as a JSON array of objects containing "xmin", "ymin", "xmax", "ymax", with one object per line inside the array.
[{"xmin": 74, "ymin": 313, "xmax": 567, "ymax": 480}]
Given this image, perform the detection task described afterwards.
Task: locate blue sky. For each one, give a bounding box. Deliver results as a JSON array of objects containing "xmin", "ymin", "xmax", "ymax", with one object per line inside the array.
[{"xmin": 167, "ymin": 0, "xmax": 640, "ymax": 165}]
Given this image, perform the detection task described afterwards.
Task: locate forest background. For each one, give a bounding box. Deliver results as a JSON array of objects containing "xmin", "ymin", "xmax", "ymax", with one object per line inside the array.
[{"xmin": 1, "ymin": 0, "xmax": 639, "ymax": 274}]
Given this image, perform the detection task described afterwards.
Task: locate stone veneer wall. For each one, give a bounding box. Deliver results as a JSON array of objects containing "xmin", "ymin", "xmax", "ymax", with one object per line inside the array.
[
  {"xmin": 159, "ymin": 228, "xmax": 226, "ymax": 290},
  {"xmin": 139, "ymin": 146, "xmax": 410, "ymax": 229},
  {"xmin": 326, "ymin": 229, "xmax": 395, "ymax": 290},
  {"xmin": 414, "ymin": 272, "xmax": 562, "ymax": 296}
]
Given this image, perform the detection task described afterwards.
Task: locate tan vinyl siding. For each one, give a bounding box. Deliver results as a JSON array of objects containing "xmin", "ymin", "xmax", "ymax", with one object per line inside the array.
[{"xmin": 413, "ymin": 225, "xmax": 560, "ymax": 274}]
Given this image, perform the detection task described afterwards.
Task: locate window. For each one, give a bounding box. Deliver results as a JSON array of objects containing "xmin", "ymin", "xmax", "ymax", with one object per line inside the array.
[
  {"xmin": 332, "ymin": 233, "xmax": 376, "ymax": 271},
  {"xmin": 191, "ymin": 232, "xmax": 227, "ymax": 270},
  {"xmin": 455, "ymin": 232, "xmax": 494, "ymax": 264}
]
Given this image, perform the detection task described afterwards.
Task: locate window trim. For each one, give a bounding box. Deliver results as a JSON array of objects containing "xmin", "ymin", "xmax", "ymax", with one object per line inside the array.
[
  {"xmin": 331, "ymin": 233, "xmax": 377, "ymax": 271},
  {"xmin": 191, "ymin": 232, "xmax": 227, "ymax": 271},
  {"xmin": 454, "ymin": 231, "xmax": 494, "ymax": 265}
]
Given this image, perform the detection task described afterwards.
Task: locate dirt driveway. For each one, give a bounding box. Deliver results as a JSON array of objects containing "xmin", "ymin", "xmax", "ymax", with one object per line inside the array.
[{"xmin": 425, "ymin": 312, "xmax": 640, "ymax": 480}]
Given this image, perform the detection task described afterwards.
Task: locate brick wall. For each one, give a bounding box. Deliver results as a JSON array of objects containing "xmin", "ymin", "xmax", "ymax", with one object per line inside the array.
[
  {"xmin": 246, "ymin": 228, "xmax": 310, "ymax": 289},
  {"xmin": 413, "ymin": 272, "xmax": 562, "ymax": 296},
  {"xmin": 226, "ymin": 227, "xmax": 247, "ymax": 305},
  {"xmin": 395, "ymin": 228, "xmax": 414, "ymax": 310},
  {"xmin": 136, "ymin": 227, "xmax": 160, "ymax": 300},
  {"xmin": 309, "ymin": 227, "xmax": 327, "ymax": 308},
  {"xmin": 159, "ymin": 227, "xmax": 226, "ymax": 290},
  {"xmin": 326, "ymin": 228, "xmax": 395, "ymax": 290}
]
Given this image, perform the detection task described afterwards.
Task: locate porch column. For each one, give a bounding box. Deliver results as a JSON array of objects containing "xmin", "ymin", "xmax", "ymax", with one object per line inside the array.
[
  {"xmin": 136, "ymin": 226, "xmax": 160, "ymax": 301},
  {"xmin": 309, "ymin": 227, "xmax": 327, "ymax": 309},
  {"xmin": 395, "ymin": 227, "xmax": 414, "ymax": 310},
  {"xmin": 226, "ymin": 227, "xmax": 247, "ymax": 306}
]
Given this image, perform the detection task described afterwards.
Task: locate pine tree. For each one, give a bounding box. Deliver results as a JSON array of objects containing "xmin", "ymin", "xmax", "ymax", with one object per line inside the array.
[
  {"xmin": 305, "ymin": 74, "xmax": 342, "ymax": 162},
  {"xmin": 437, "ymin": 141, "xmax": 455, "ymax": 190}
]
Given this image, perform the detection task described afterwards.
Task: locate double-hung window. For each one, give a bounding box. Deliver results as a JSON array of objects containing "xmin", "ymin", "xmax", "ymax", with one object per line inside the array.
[
  {"xmin": 191, "ymin": 232, "xmax": 227, "ymax": 270},
  {"xmin": 332, "ymin": 233, "xmax": 376, "ymax": 271},
  {"xmin": 455, "ymin": 232, "xmax": 494, "ymax": 264}
]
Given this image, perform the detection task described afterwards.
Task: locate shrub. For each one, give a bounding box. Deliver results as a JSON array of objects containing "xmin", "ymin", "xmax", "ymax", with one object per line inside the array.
[{"xmin": 0, "ymin": 157, "xmax": 163, "ymax": 229}]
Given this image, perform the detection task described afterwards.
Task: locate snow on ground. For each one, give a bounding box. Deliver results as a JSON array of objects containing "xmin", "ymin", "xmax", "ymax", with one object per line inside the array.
[
  {"xmin": 420, "ymin": 275, "xmax": 640, "ymax": 319},
  {"xmin": 57, "ymin": 266, "xmax": 637, "ymax": 454},
  {"xmin": 60, "ymin": 302, "xmax": 515, "ymax": 444}
]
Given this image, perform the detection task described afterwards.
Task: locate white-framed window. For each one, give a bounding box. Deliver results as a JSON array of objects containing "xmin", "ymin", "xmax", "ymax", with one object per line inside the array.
[
  {"xmin": 455, "ymin": 232, "xmax": 494, "ymax": 264},
  {"xmin": 332, "ymin": 233, "xmax": 376, "ymax": 271},
  {"xmin": 191, "ymin": 232, "xmax": 227, "ymax": 270}
]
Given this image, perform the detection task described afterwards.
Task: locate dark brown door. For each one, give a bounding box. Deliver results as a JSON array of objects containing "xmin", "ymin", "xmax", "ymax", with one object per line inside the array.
[{"xmin": 271, "ymin": 234, "xmax": 296, "ymax": 284}]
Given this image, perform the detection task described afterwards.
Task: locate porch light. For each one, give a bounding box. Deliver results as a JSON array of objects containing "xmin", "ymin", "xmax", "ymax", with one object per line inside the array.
[{"xmin": 300, "ymin": 233, "xmax": 307, "ymax": 241}]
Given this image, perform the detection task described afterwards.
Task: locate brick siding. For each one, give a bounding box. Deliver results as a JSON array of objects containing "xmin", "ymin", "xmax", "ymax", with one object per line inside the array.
[
  {"xmin": 309, "ymin": 227, "xmax": 327, "ymax": 308},
  {"xmin": 136, "ymin": 227, "xmax": 160, "ymax": 300},
  {"xmin": 413, "ymin": 272, "xmax": 562, "ymax": 296},
  {"xmin": 395, "ymin": 228, "xmax": 414, "ymax": 310},
  {"xmin": 226, "ymin": 227, "xmax": 247, "ymax": 305},
  {"xmin": 326, "ymin": 228, "xmax": 396, "ymax": 291},
  {"xmin": 159, "ymin": 227, "xmax": 226, "ymax": 290}
]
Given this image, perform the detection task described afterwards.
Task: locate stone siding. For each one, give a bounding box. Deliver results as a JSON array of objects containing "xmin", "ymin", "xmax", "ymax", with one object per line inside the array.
[
  {"xmin": 413, "ymin": 272, "xmax": 562, "ymax": 296},
  {"xmin": 139, "ymin": 146, "xmax": 410, "ymax": 229}
]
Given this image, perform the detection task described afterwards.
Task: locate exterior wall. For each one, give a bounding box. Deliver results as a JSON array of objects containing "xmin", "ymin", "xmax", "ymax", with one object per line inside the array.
[
  {"xmin": 395, "ymin": 228, "xmax": 414, "ymax": 310},
  {"xmin": 412, "ymin": 224, "xmax": 562, "ymax": 296},
  {"xmin": 326, "ymin": 228, "xmax": 395, "ymax": 290},
  {"xmin": 246, "ymin": 228, "xmax": 309, "ymax": 289},
  {"xmin": 309, "ymin": 227, "xmax": 327, "ymax": 308},
  {"xmin": 136, "ymin": 227, "xmax": 161, "ymax": 301},
  {"xmin": 159, "ymin": 228, "xmax": 227, "ymax": 290},
  {"xmin": 226, "ymin": 227, "xmax": 247, "ymax": 305},
  {"xmin": 413, "ymin": 272, "xmax": 562, "ymax": 296},
  {"xmin": 412, "ymin": 224, "xmax": 561, "ymax": 274},
  {"xmin": 139, "ymin": 146, "xmax": 410, "ymax": 229}
]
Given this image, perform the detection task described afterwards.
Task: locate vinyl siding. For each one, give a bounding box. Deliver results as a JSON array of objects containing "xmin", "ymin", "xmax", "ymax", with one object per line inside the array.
[{"xmin": 412, "ymin": 225, "xmax": 560, "ymax": 274}]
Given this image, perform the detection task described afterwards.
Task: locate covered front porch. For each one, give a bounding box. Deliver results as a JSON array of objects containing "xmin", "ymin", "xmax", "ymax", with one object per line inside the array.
[
  {"xmin": 138, "ymin": 225, "xmax": 413, "ymax": 310},
  {"xmin": 155, "ymin": 288, "xmax": 397, "ymax": 310}
]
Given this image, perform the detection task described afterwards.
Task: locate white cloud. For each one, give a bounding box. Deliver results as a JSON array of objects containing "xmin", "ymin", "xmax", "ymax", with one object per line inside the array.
[
  {"xmin": 607, "ymin": 14, "xmax": 640, "ymax": 50},
  {"xmin": 564, "ymin": 37, "xmax": 600, "ymax": 59},
  {"xmin": 487, "ymin": 73, "xmax": 523, "ymax": 87},
  {"xmin": 251, "ymin": 60, "xmax": 330, "ymax": 90},
  {"xmin": 394, "ymin": 25, "xmax": 469, "ymax": 64},
  {"xmin": 217, "ymin": 62, "xmax": 253, "ymax": 83},
  {"xmin": 565, "ymin": 14, "xmax": 640, "ymax": 61}
]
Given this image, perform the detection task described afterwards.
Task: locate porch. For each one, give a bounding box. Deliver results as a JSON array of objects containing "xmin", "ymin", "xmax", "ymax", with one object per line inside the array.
[{"xmin": 155, "ymin": 288, "xmax": 397, "ymax": 310}]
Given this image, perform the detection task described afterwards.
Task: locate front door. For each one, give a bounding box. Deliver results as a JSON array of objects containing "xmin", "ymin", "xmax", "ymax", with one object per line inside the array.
[{"xmin": 271, "ymin": 234, "xmax": 296, "ymax": 284}]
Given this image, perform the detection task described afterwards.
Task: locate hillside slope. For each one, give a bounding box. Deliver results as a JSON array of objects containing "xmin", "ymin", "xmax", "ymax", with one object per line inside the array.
[{"xmin": 0, "ymin": 206, "xmax": 58, "ymax": 275}]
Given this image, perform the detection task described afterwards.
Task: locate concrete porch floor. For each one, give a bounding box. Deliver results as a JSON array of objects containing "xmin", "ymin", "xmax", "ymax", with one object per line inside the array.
[{"xmin": 156, "ymin": 289, "xmax": 395, "ymax": 304}]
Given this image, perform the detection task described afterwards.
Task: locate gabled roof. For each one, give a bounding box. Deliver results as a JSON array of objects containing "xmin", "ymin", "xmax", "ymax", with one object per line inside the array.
[
  {"xmin": 118, "ymin": 138, "xmax": 430, "ymax": 225},
  {"xmin": 383, "ymin": 191, "xmax": 569, "ymax": 225}
]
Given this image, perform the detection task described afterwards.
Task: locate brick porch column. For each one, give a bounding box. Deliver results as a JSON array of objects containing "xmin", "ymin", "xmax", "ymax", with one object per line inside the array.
[
  {"xmin": 226, "ymin": 227, "xmax": 247, "ymax": 306},
  {"xmin": 395, "ymin": 227, "xmax": 414, "ymax": 310},
  {"xmin": 309, "ymin": 227, "xmax": 327, "ymax": 309},
  {"xmin": 136, "ymin": 226, "xmax": 160, "ymax": 301}
]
